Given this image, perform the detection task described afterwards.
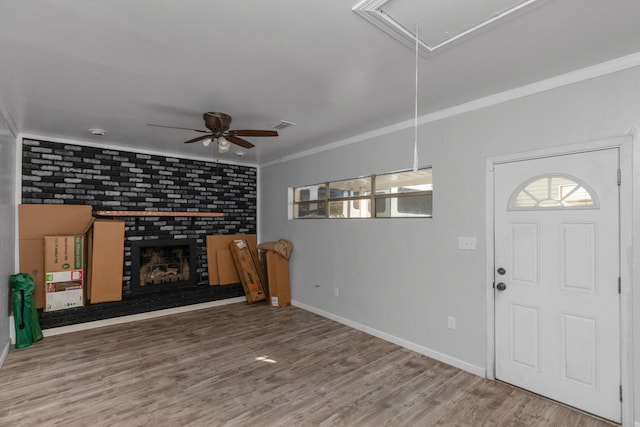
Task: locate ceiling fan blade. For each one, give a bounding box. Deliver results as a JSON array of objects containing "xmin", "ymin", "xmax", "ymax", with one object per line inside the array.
[
  {"xmin": 229, "ymin": 129, "xmax": 278, "ymax": 137},
  {"xmin": 148, "ymin": 124, "xmax": 209, "ymax": 133},
  {"xmin": 183, "ymin": 135, "xmax": 211, "ymax": 144},
  {"xmin": 226, "ymin": 135, "xmax": 255, "ymax": 149}
]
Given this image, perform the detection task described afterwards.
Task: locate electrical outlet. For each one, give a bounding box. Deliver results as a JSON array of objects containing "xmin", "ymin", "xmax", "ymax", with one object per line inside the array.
[
  {"xmin": 447, "ymin": 316, "xmax": 456, "ymax": 330},
  {"xmin": 334, "ymin": 287, "xmax": 339, "ymax": 297},
  {"xmin": 458, "ymin": 237, "xmax": 477, "ymax": 251}
]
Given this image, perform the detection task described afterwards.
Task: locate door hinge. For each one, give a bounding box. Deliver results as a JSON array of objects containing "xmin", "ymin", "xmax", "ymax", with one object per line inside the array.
[
  {"xmin": 620, "ymin": 385, "xmax": 623, "ymax": 402},
  {"xmin": 617, "ymin": 169, "xmax": 621, "ymax": 185},
  {"xmin": 618, "ymin": 277, "xmax": 622, "ymax": 294}
]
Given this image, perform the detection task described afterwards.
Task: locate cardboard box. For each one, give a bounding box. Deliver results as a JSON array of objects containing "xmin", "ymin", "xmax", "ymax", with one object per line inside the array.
[
  {"xmin": 229, "ymin": 239, "xmax": 266, "ymax": 304},
  {"xmin": 205, "ymin": 234, "xmax": 259, "ymax": 285},
  {"xmin": 86, "ymin": 219, "xmax": 125, "ymax": 303},
  {"xmin": 263, "ymin": 251, "xmax": 291, "ymax": 308},
  {"xmin": 44, "ymin": 235, "xmax": 84, "ymax": 273},
  {"xmin": 44, "ymin": 235, "xmax": 85, "ymax": 311},
  {"xmin": 46, "ymin": 289, "xmax": 83, "ymax": 311},
  {"xmin": 19, "ymin": 204, "xmax": 94, "ymax": 309}
]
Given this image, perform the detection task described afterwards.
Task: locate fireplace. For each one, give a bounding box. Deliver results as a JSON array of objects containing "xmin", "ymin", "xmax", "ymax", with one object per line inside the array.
[{"xmin": 131, "ymin": 239, "xmax": 198, "ymax": 294}]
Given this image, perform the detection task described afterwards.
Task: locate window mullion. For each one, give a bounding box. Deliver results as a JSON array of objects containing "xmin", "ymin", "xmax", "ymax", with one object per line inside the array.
[{"xmin": 372, "ymin": 175, "xmax": 377, "ymax": 217}]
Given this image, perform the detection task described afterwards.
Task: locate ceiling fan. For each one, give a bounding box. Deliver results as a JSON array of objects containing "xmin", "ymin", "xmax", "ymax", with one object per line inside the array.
[{"xmin": 148, "ymin": 112, "xmax": 278, "ymax": 152}]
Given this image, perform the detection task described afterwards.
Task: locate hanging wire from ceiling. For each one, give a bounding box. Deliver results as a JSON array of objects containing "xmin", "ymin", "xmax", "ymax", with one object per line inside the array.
[{"xmin": 413, "ymin": 23, "xmax": 419, "ymax": 172}]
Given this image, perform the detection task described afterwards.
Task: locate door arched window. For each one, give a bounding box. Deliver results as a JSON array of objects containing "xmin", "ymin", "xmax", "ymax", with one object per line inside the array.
[{"xmin": 508, "ymin": 174, "xmax": 598, "ymax": 210}]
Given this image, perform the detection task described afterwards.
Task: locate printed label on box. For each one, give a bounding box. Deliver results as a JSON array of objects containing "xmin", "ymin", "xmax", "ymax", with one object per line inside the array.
[
  {"xmin": 45, "ymin": 270, "xmax": 83, "ymax": 283},
  {"xmin": 45, "ymin": 288, "xmax": 83, "ymax": 311},
  {"xmin": 47, "ymin": 282, "xmax": 83, "ymax": 292},
  {"xmin": 271, "ymin": 296, "xmax": 279, "ymax": 307}
]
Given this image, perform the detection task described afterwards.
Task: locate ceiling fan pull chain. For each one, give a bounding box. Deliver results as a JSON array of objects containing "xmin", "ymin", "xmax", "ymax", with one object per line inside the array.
[{"xmin": 413, "ymin": 23, "xmax": 419, "ymax": 173}]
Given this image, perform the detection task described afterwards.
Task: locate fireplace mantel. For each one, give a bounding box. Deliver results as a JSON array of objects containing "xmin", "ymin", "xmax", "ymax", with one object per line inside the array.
[{"xmin": 96, "ymin": 210, "xmax": 224, "ymax": 218}]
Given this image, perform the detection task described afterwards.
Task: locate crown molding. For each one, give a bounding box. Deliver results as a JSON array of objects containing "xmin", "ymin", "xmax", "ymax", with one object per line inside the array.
[
  {"xmin": 262, "ymin": 51, "xmax": 640, "ymax": 168},
  {"xmin": 18, "ymin": 133, "xmax": 258, "ymax": 168}
]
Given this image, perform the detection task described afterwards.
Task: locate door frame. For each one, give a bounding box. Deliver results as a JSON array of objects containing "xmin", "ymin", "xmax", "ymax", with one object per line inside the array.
[{"xmin": 484, "ymin": 133, "xmax": 635, "ymax": 426}]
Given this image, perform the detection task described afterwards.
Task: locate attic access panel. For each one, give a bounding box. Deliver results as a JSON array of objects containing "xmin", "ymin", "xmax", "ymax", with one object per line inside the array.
[{"xmin": 353, "ymin": 0, "xmax": 543, "ymax": 54}]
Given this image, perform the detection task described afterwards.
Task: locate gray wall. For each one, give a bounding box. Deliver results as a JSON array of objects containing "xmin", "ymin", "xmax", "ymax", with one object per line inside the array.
[
  {"xmin": 0, "ymin": 113, "xmax": 16, "ymax": 361},
  {"xmin": 260, "ymin": 65, "xmax": 640, "ymax": 422}
]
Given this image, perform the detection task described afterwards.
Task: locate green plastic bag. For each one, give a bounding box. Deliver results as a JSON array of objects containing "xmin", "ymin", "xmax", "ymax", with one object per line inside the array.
[{"xmin": 10, "ymin": 273, "xmax": 43, "ymax": 349}]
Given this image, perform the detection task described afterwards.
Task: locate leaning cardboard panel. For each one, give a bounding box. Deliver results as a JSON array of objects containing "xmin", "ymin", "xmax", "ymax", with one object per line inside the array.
[
  {"xmin": 216, "ymin": 249, "xmax": 239, "ymax": 285},
  {"xmin": 18, "ymin": 204, "xmax": 94, "ymax": 309},
  {"xmin": 86, "ymin": 219, "xmax": 125, "ymax": 303},
  {"xmin": 205, "ymin": 234, "xmax": 257, "ymax": 285},
  {"xmin": 228, "ymin": 239, "xmax": 266, "ymax": 304}
]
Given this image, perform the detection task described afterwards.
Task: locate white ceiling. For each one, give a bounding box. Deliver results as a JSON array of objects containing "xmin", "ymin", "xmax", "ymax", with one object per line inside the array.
[{"xmin": 2, "ymin": 0, "xmax": 640, "ymax": 165}]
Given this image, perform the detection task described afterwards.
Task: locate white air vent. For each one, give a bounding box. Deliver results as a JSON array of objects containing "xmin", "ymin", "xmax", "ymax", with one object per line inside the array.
[
  {"xmin": 272, "ymin": 120, "xmax": 296, "ymax": 130},
  {"xmin": 88, "ymin": 128, "xmax": 106, "ymax": 136}
]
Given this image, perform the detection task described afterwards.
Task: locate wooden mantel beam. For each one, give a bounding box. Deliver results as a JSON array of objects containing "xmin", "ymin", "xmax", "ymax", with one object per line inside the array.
[{"xmin": 96, "ymin": 210, "xmax": 224, "ymax": 218}]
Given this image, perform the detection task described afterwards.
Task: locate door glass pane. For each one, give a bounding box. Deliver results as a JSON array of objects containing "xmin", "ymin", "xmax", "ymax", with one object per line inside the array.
[{"xmin": 510, "ymin": 175, "xmax": 597, "ymax": 210}]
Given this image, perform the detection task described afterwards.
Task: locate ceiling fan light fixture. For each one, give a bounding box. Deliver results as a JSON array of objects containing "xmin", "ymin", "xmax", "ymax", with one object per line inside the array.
[
  {"xmin": 218, "ymin": 136, "xmax": 231, "ymax": 153},
  {"xmin": 202, "ymin": 137, "xmax": 212, "ymax": 147}
]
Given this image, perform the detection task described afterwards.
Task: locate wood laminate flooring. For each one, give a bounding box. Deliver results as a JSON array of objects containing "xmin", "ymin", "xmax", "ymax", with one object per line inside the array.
[{"xmin": 0, "ymin": 303, "xmax": 616, "ymax": 426}]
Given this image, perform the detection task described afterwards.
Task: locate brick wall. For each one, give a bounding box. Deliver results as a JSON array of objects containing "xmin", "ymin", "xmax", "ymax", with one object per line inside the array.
[{"xmin": 22, "ymin": 138, "xmax": 257, "ymax": 297}]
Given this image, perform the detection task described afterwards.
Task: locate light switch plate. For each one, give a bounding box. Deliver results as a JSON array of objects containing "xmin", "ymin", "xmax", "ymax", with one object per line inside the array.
[
  {"xmin": 448, "ymin": 316, "xmax": 456, "ymax": 330},
  {"xmin": 458, "ymin": 237, "xmax": 477, "ymax": 250}
]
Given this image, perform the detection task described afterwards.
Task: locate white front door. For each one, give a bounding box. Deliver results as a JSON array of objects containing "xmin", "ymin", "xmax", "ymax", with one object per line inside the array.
[{"xmin": 494, "ymin": 148, "xmax": 620, "ymax": 422}]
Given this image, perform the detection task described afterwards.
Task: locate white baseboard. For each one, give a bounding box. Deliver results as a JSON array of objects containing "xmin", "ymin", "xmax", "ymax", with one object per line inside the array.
[
  {"xmin": 9, "ymin": 315, "xmax": 14, "ymax": 344},
  {"xmin": 10, "ymin": 297, "xmax": 246, "ymax": 342},
  {"xmin": 0, "ymin": 339, "xmax": 9, "ymax": 368},
  {"xmin": 291, "ymin": 300, "xmax": 486, "ymax": 378}
]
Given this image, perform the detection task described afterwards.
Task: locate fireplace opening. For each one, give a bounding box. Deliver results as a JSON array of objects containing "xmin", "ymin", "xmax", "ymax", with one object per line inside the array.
[{"xmin": 131, "ymin": 239, "xmax": 198, "ymax": 294}]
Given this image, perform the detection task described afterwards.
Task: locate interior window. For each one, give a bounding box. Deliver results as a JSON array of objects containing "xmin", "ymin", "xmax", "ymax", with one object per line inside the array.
[
  {"xmin": 293, "ymin": 184, "xmax": 327, "ymax": 218},
  {"xmin": 328, "ymin": 177, "xmax": 372, "ymax": 218},
  {"xmin": 374, "ymin": 169, "xmax": 433, "ymax": 218},
  {"xmin": 292, "ymin": 168, "xmax": 432, "ymax": 219}
]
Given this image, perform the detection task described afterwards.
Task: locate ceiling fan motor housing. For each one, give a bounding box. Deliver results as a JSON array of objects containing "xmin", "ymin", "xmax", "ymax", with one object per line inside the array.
[{"xmin": 204, "ymin": 112, "xmax": 232, "ymax": 133}]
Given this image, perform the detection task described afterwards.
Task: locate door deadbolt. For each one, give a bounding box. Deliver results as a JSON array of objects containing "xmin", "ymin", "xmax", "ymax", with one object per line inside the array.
[{"xmin": 497, "ymin": 267, "xmax": 506, "ymax": 275}]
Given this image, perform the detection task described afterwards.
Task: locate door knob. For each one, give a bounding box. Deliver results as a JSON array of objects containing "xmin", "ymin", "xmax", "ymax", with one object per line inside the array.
[
  {"xmin": 497, "ymin": 267, "xmax": 506, "ymax": 275},
  {"xmin": 496, "ymin": 282, "xmax": 507, "ymax": 291}
]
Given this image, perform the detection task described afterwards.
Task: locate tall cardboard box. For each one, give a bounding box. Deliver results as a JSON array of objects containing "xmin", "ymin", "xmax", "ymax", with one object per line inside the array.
[
  {"xmin": 44, "ymin": 235, "xmax": 85, "ymax": 311},
  {"xmin": 228, "ymin": 239, "xmax": 266, "ymax": 304},
  {"xmin": 19, "ymin": 204, "xmax": 94, "ymax": 309},
  {"xmin": 86, "ymin": 219, "xmax": 125, "ymax": 303},
  {"xmin": 263, "ymin": 251, "xmax": 291, "ymax": 308}
]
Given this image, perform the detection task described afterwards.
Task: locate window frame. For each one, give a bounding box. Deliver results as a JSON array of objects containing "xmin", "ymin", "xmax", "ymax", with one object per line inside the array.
[
  {"xmin": 292, "ymin": 183, "xmax": 327, "ymax": 219},
  {"xmin": 292, "ymin": 167, "xmax": 432, "ymax": 219}
]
